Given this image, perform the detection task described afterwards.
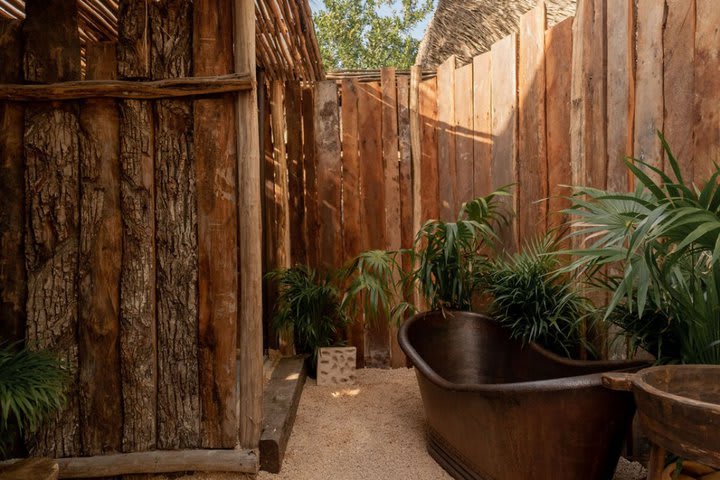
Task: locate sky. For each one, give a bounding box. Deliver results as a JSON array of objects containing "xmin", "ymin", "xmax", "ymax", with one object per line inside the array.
[{"xmin": 308, "ymin": 0, "xmax": 436, "ymax": 40}]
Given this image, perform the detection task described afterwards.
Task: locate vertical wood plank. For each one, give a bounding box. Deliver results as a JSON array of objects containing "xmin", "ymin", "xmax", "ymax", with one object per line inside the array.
[
  {"xmin": 437, "ymin": 57, "xmax": 457, "ymax": 221},
  {"xmin": 314, "ymin": 81, "xmax": 343, "ymax": 272},
  {"xmin": 22, "ymin": 0, "xmax": 82, "ymax": 457},
  {"xmin": 518, "ymin": 3, "xmax": 548, "ymax": 242},
  {"xmin": 151, "ymin": 0, "xmax": 200, "ymax": 449},
  {"xmin": 358, "ymin": 82, "xmax": 388, "ymax": 367},
  {"xmin": 454, "ymin": 63, "xmax": 474, "ymax": 208},
  {"xmin": 606, "ymin": 0, "xmax": 634, "ymax": 192},
  {"xmin": 634, "ymin": 0, "xmax": 665, "ymax": 175},
  {"xmin": 272, "ymin": 81, "xmax": 291, "ymax": 275},
  {"xmin": 301, "ymin": 87, "xmax": 319, "ymax": 268},
  {"xmin": 0, "ymin": 18, "xmax": 25, "ymax": 344},
  {"xmin": 381, "ymin": 68, "xmax": 403, "ymax": 369},
  {"xmin": 117, "ymin": 0, "xmax": 157, "ymax": 451},
  {"xmin": 234, "ymin": 0, "xmax": 264, "ymax": 449},
  {"xmin": 545, "ymin": 18, "xmax": 574, "ymax": 235},
  {"xmin": 663, "ymin": 0, "xmax": 695, "ymax": 182},
  {"xmin": 473, "ymin": 52, "xmax": 492, "ymax": 197},
  {"xmin": 410, "ymin": 66, "xmax": 422, "ymax": 234},
  {"xmin": 78, "ymin": 42, "xmax": 122, "ymax": 457},
  {"xmin": 419, "ymin": 79, "xmax": 439, "ymax": 222},
  {"xmin": 491, "ymin": 34, "xmax": 518, "ymax": 252},
  {"xmin": 194, "ymin": 0, "xmax": 238, "ymax": 448},
  {"xmin": 286, "ymin": 82, "xmax": 306, "ymax": 266},
  {"xmin": 693, "ymin": 0, "xmax": 719, "ymax": 183},
  {"xmin": 341, "ymin": 79, "xmax": 364, "ymax": 367}
]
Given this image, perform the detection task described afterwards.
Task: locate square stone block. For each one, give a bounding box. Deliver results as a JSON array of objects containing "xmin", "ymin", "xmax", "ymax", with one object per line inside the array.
[{"xmin": 316, "ymin": 347, "xmax": 357, "ymax": 386}]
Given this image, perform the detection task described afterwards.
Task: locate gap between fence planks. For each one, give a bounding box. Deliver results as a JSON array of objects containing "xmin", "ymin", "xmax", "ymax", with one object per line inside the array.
[{"xmin": 0, "ymin": 73, "xmax": 254, "ymax": 101}]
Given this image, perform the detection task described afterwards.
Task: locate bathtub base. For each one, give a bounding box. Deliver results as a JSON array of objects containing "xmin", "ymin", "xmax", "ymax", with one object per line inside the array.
[{"xmin": 427, "ymin": 427, "xmax": 484, "ymax": 480}]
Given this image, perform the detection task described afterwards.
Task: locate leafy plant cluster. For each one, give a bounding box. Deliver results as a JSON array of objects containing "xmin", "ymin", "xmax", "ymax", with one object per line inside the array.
[
  {"xmin": 0, "ymin": 343, "xmax": 68, "ymax": 457},
  {"xmin": 314, "ymin": 0, "xmax": 434, "ymax": 70},
  {"xmin": 566, "ymin": 133, "xmax": 720, "ymax": 364}
]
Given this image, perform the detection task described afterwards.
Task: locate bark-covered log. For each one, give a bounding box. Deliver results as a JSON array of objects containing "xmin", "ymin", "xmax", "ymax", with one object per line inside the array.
[
  {"xmin": 22, "ymin": 0, "xmax": 82, "ymax": 458},
  {"xmin": 151, "ymin": 0, "xmax": 200, "ymax": 449},
  {"xmin": 0, "ymin": 18, "xmax": 25, "ymax": 344},
  {"xmin": 117, "ymin": 0, "xmax": 157, "ymax": 452},
  {"xmin": 194, "ymin": 0, "xmax": 238, "ymax": 449},
  {"xmin": 78, "ymin": 42, "xmax": 123, "ymax": 456}
]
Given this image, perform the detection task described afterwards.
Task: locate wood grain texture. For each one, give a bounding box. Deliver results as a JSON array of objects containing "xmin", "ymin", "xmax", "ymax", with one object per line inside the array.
[
  {"xmin": 381, "ymin": 68, "xmax": 403, "ymax": 369},
  {"xmin": 314, "ymin": 81, "xmax": 343, "ymax": 272},
  {"xmin": 358, "ymin": 82, "xmax": 388, "ymax": 367},
  {"xmin": 453, "ymin": 63, "xmax": 474, "ymax": 210},
  {"xmin": 301, "ymin": 87, "xmax": 319, "ymax": 268},
  {"xmin": 22, "ymin": 0, "xmax": 82, "ymax": 457},
  {"xmin": 437, "ymin": 57, "xmax": 456, "ymax": 221},
  {"xmin": 117, "ymin": 0, "xmax": 157, "ymax": 452},
  {"xmin": 545, "ymin": 18, "xmax": 573, "ymax": 235},
  {"xmin": 410, "ymin": 67, "xmax": 422, "ymax": 233},
  {"xmin": 491, "ymin": 34, "xmax": 518, "ymax": 252},
  {"xmin": 419, "ymin": 79, "xmax": 439, "ymax": 222},
  {"xmin": 194, "ymin": 0, "xmax": 238, "ymax": 449},
  {"xmin": 606, "ymin": 0, "xmax": 634, "ymax": 192},
  {"xmin": 22, "ymin": 0, "xmax": 81, "ymax": 83},
  {"xmin": 78, "ymin": 42, "xmax": 122, "ymax": 456},
  {"xmin": 271, "ymin": 81, "xmax": 290, "ymax": 274},
  {"xmin": 518, "ymin": 3, "xmax": 548, "ymax": 242},
  {"xmin": 261, "ymin": 81, "xmax": 278, "ymax": 351},
  {"xmin": 286, "ymin": 82, "xmax": 306, "ymax": 266},
  {"xmin": 0, "ymin": 18, "xmax": 25, "ymax": 344},
  {"xmin": 694, "ymin": 0, "xmax": 720, "ymax": 183},
  {"xmin": 663, "ymin": 0, "xmax": 695, "ymax": 182},
  {"xmin": 235, "ymin": 0, "xmax": 264, "ymax": 448},
  {"xmin": 151, "ymin": 0, "xmax": 200, "ymax": 449},
  {"xmin": 634, "ymin": 0, "xmax": 665, "ymax": 176},
  {"xmin": 396, "ymin": 77, "xmax": 412, "ymax": 368},
  {"xmin": 340, "ymin": 79, "xmax": 364, "ymax": 367},
  {"xmin": 473, "ymin": 53, "xmax": 492, "ymax": 198}
]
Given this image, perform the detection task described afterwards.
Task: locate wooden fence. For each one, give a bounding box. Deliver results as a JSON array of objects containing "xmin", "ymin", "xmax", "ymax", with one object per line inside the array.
[
  {"xmin": 0, "ymin": 0, "xmax": 261, "ymax": 472},
  {"xmin": 263, "ymin": 0, "xmax": 719, "ymax": 368}
]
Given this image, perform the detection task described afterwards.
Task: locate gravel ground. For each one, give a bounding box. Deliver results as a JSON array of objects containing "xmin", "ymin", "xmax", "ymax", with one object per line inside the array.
[{"xmin": 149, "ymin": 367, "xmax": 646, "ymax": 480}]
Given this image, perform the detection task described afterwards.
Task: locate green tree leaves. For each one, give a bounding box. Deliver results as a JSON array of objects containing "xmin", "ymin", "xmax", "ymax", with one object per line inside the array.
[{"xmin": 314, "ymin": 0, "xmax": 434, "ymax": 69}]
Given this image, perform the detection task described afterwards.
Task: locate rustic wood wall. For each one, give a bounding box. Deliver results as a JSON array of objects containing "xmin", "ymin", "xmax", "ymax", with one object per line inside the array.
[
  {"xmin": 262, "ymin": 0, "xmax": 719, "ymax": 369},
  {"xmin": 0, "ymin": 0, "xmax": 257, "ymax": 461}
]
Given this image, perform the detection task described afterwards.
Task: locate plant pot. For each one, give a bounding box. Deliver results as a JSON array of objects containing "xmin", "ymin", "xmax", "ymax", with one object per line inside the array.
[
  {"xmin": 399, "ymin": 310, "xmax": 649, "ymax": 480},
  {"xmin": 603, "ymin": 365, "xmax": 720, "ymax": 478},
  {"xmin": 316, "ymin": 347, "xmax": 357, "ymax": 386}
]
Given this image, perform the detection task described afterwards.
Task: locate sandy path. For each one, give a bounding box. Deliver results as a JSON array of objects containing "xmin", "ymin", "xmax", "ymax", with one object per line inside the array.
[{"xmin": 149, "ymin": 367, "xmax": 645, "ymax": 480}]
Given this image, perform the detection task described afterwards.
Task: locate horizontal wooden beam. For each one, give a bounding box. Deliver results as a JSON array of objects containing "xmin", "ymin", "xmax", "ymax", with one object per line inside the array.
[
  {"xmin": 0, "ymin": 73, "xmax": 254, "ymax": 101},
  {"xmin": 43, "ymin": 449, "xmax": 257, "ymax": 478}
]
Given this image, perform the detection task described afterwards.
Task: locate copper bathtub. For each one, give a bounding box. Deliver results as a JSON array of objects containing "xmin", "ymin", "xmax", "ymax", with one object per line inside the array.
[{"xmin": 398, "ymin": 311, "xmax": 648, "ymax": 480}]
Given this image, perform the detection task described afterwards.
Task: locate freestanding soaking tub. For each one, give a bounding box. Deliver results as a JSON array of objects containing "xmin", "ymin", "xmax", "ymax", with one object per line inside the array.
[{"xmin": 398, "ymin": 311, "xmax": 649, "ymax": 480}]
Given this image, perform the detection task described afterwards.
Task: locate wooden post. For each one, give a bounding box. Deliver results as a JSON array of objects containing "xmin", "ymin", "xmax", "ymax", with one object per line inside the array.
[
  {"xmin": 117, "ymin": 0, "xmax": 157, "ymax": 452},
  {"xmin": 545, "ymin": 18, "xmax": 574, "ymax": 237},
  {"xmin": 397, "ymin": 76, "xmax": 413, "ymax": 366},
  {"xmin": 606, "ymin": 0, "xmax": 634, "ymax": 192},
  {"xmin": 341, "ymin": 79, "xmax": 364, "ymax": 367},
  {"xmin": 314, "ymin": 81, "xmax": 343, "ymax": 272},
  {"xmin": 78, "ymin": 41, "xmax": 123, "ymax": 456},
  {"xmin": 235, "ymin": 0, "xmax": 264, "ymax": 450},
  {"xmin": 437, "ymin": 57, "xmax": 456, "ymax": 221},
  {"xmin": 194, "ymin": 0, "xmax": 238, "ymax": 449},
  {"xmin": 491, "ymin": 34, "xmax": 519, "ymax": 252},
  {"xmin": 0, "ymin": 18, "xmax": 25, "ymax": 344},
  {"xmin": 301, "ymin": 87, "xmax": 319, "ymax": 269},
  {"xmin": 286, "ymin": 82, "xmax": 306, "ymax": 266},
  {"xmin": 518, "ymin": 3, "xmax": 548, "ymax": 241},
  {"xmin": 22, "ymin": 0, "xmax": 82, "ymax": 457},
  {"xmin": 410, "ymin": 66, "xmax": 422, "ymax": 235},
  {"xmin": 151, "ymin": 0, "xmax": 200, "ymax": 449}
]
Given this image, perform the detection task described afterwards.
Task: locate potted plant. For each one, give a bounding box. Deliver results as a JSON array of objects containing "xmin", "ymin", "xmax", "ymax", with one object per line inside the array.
[
  {"xmin": 341, "ymin": 189, "xmax": 646, "ymax": 480},
  {"xmin": 267, "ymin": 265, "xmax": 352, "ymax": 380},
  {"xmin": 0, "ymin": 343, "xmax": 68, "ymax": 461}
]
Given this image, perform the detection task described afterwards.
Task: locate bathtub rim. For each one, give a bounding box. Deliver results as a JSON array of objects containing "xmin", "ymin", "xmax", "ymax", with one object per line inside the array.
[{"xmin": 399, "ymin": 310, "xmax": 650, "ymax": 394}]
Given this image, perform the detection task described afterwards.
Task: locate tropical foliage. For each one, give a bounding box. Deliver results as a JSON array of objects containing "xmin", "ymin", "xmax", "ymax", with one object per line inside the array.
[
  {"xmin": 267, "ymin": 265, "xmax": 351, "ymax": 367},
  {"xmin": 565, "ymin": 133, "xmax": 720, "ymax": 364},
  {"xmin": 314, "ymin": 0, "xmax": 434, "ymax": 69},
  {"xmin": 480, "ymin": 237, "xmax": 592, "ymax": 358},
  {"xmin": 342, "ymin": 188, "xmax": 510, "ymax": 324},
  {"xmin": 0, "ymin": 344, "xmax": 69, "ymax": 456}
]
